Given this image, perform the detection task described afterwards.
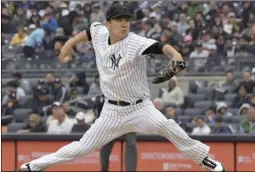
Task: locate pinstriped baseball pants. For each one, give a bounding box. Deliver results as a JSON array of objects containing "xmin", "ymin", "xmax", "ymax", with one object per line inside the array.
[{"xmin": 29, "ymin": 99, "xmax": 209, "ymax": 171}]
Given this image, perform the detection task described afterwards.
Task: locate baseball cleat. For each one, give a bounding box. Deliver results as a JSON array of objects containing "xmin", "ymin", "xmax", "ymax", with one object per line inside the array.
[
  {"xmin": 19, "ymin": 163, "xmax": 32, "ymax": 171},
  {"xmin": 201, "ymin": 157, "xmax": 225, "ymax": 172}
]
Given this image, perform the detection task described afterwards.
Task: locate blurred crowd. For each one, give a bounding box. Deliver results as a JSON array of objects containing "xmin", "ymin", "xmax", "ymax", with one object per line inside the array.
[
  {"xmin": 2, "ymin": 1, "xmax": 255, "ymax": 71},
  {"xmin": 154, "ymin": 70, "xmax": 255, "ymax": 135},
  {"xmin": 2, "ymin": 69, "xmax": 255, "ymax": 135}
]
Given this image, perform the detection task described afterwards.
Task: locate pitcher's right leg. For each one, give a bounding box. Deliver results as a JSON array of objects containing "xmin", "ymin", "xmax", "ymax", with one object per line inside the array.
[{"xmin": 20, "ymin": 107, "xmax": 124, "ymax": 171}]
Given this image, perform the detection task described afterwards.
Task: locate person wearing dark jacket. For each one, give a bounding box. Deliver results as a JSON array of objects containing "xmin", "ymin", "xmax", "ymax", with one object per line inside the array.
[
  {"xmin": 232, "ymin": 85, "xmax": 250, "ymax": 108},
  {"xmin": 2, "ymin": 92, "xmax": 22, "ymax": 116},
  {"xmin": 53, "ymin": 78, "xmax": 69, "ymax": 103},
  {"xmin": 32, "ymin": 88, "xmax": 52, "ymax": 116},
  {"xmin": 71, "ymin": 112, "xmax": 91, "ymax": 133},
  {"xmin": 238, "ymin": 71, "xmax": 255, "ymax": 93},
  {"xmin": 211, "ymin": 115, "xmax": 231, "ymax": 134},
  {"xmin": 18, "ymin": 112, "xmax": 46, "ymax": 133},
  {"xmin": 69, "ymin": 72, "xmax": 90, "ymax": 94}
]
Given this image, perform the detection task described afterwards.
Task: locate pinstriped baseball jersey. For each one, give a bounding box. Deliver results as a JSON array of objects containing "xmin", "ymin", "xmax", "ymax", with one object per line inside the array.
[{"xmin": 89, "ymin": 22, "xmax": 157, "ymax": 102}]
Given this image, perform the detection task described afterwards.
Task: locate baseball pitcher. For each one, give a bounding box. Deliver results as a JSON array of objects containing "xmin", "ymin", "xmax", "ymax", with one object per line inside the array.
[{"xmin": 20, "ymin": 4, "xmax": 225, "ymax": 172}]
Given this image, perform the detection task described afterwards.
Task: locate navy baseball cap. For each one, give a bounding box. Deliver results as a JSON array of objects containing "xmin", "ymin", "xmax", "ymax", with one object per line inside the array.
[{"xmin": 106, "ymin": 4, "xmax": 133, "ymax": 21}]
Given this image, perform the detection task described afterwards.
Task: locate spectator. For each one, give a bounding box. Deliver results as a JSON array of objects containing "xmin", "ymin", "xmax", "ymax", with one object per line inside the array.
[
  {"xmin": 153, "ymin": 98, "xmax": 164, "ymax": 112},
  {"xmin": 242, "ymin": 1, "xmax": 253, "ymax": 28},
  {"xmin": 240, "ymin": 107, "xmax": 255, "ymax": 134},
  {"xmin": 159, "ymin": 77, "xmax": 184, "ymax": 107},
  {"xmin": 216, "ymin": 102, "xmax": 233, "ymax": 118},
  {"xmin": 205, "ymin": 44, "xmax": 223, "ymax": 71},
  {"xmin": 69, "ymin": 72, "xmax": 90, "ymax": 94},
  {"xmin": 40, "ymin": 12, "xmax": 58, "ymax": 34},
  {"xmin": 224, "ymin": 36, "xmax": 236, "ymax": 64},
  {"xmin": 53, "ymin": 78, "xmax": 69, "ymax": 103},
  {"xmin": 235, "ymin": 35, "xmax": 253, "ymax": 58},
  {"xmin": 12, "ymin": 72, "xmax": 32, "ymax": 95},
  {"xmin": 187, "ymin": 2, "xmax": 201, "ymax": 18},
  {"xmin": 238, "ymin": 103, "xmax": 250, "ymax": 116},
  {"xmin": 192, "ymin": 116, "xmax": 211, "ymax": 135},
  {"xmin": 223, "ymin": 12, "xmax": 240, "ymax": 36},
  {"xmin": 189, "ymin": 42, "xmax": 210, "ymax": 71},
  {"xmin": 90, "ymin": 3, "xmax": 105, "ymax": 24},
  {"xmin": 18, "ymin": 113, "xmax": 46, "ymax": 133},
  {"xmin": 69, "ymin": 88, "xmax": 89, "ymax": 109},
  {"xmin": 47, "ymin": 103, "xmax": 74, "ymax": 134},
  {"xmin": 71, "ymin": 112, "xmax": 91, "ymax": 133},
  {"xmin": 72, "ymin": 13, "xmax": 88, "ymax": 32},
  {"xmin": 62, "ymin": 102, "xmax": 76, "ymax": 118},
  {"xmin": 10, "ymin": 26, "xmax": 27, "ymax": 46},
  {"xmin": 211, "ymin": 115, "xmax": 231, "ymax": 134},
  {"xmin": 13, "ymin": 6, "xmax": 27, "ymax": 27},
  {"xmin": 218, "ymin": 71, "xmax": 239, "ymax": 88},
  {"xmin": 204, "ymin": 106, "xmax": 217, "ymax": 125},
  {"xmin": 23, "ymin": 24, "xmax": 45, "ymax": 58},
  {"xmin": 164, "ymin": 105, "xmax": 178, "ymax": 121},
  {"xmin": 177, "ymin": 13, "xmax": 189, "ymax": 37},
  {"xmin": 232, "ymin": 85, "xmax": 251, "ymax": 108},
  {"xmin": 88, "ymin": 74, "xmax": 102, "ymax": 96},
  {"xmin": 250, "ymin": 94, "xmax": 255, "ymax": 107},
  {"xmin": 32, "ymin": 88, "xmax": 52, "ymax": 116},
  {"xmin": 44, "ymin": 72, "xmax": 55, "ymax": 94},
  {"xmin": 238, "ymin": 71, "xmax": 255, "ymax": 93},
  {"xmin": 2, "ymin": 92, "xmax": 21, "ymax": 116},
  {"xmin": 83, "ymin": 2, "xmax": 92, "ymax": 24},
  {"xmin": 26, "ymin": 14, "xmax": 41, "ymax": 28},
  {"xmin": 2, "ymin": 81, "xmax": 26, "ymax": 106},
  {"xmin": 2, "ymin": 14, "xmax": 15, "ymax": 34},
  {"xmin": 46, "ymin": 101, "xmax": 62, "ymax": 126},
  {"xmin": 57, "ymin": 9, "xmax": 74, "ymax": 36}
]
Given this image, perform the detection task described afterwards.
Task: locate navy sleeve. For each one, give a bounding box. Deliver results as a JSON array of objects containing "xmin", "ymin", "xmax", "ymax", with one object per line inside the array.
[
  {"xmin": 141, "ymin": 42, "xmax": 166, "ymax": 55},
  {"xmin": 86, "ymin": 27, "xmax": 92, "ymax": 41}
]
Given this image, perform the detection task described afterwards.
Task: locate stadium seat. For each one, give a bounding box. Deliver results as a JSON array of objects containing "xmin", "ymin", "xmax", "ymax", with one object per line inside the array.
[
  {"xmin": 2, "ymin": 115, "xmax": 14, "ymax": 126},
  {"xmin": 214, "ymin": 89, "xmax": 225, "ymax": 101},
  {"xmin": 194, "ymin": 101, "xmax": 213, "ymax": 109},
  {"xmin": 224, "ymin": 93, "xmax": 236, "ymax": 101},
  {"xmin": 175, "ymin": 108, "xmax": 183, "ymax": 116},
  {"xmin": 197, "ymin": 87, "xmax": 215, "ymax": 100},
  {"xmin": 184, "ymin": 108, "xmax": 203, "ymax": 117},
  {"xmin": 25, "ymin": 96, "xmax": 34, "ymax": 109},
  {"xmin": 185, "ymin": 94, "xmax": 206, "ymax": 108},
  {"xmin": 230, "ymin": 116, "xmax": 244, "ymax": 124},
  {"xmin": 188, "ymin": 80, "xmax": 208, "ymax": 93},
  {"xmin": 228, "ymin": 108, "xmax": 239, "ymax": 116},
  {"xmin": 178, "ymin": 116, "xmax": 190, "ymax": 123},
  {"xmin": 13, "ymin": 108, "xmax": 32, "ymax": 123},
  {"xmin": 7, "ymin": 122, "xmax": 25, "ymax": 132}
]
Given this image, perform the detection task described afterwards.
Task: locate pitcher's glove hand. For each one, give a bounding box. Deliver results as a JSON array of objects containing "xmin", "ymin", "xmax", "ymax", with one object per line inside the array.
[{"xmin": 152, "ymin": 59, "xmax": 186, "ymax": 84}]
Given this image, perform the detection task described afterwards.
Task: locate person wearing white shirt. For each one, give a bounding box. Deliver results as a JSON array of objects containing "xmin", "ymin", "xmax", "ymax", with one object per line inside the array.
[
  {"xmin": 192, "ymin": 116, "xmax": 211, "ymax": 135},
  {"xmin": 47, "ymin": 103, "xmax": 74, "ymax": 134}
]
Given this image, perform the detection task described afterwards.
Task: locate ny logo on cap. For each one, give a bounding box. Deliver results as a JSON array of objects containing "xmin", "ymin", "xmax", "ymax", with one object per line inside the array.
[{"xmin": 110, "ymin": 54, "xmax": 122, "ymax": 70}]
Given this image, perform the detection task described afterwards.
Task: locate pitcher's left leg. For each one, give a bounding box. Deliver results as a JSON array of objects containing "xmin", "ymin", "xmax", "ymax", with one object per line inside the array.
[{"xmin": 132, "ymin": 101, "xmax": 225, "ymax": 171}]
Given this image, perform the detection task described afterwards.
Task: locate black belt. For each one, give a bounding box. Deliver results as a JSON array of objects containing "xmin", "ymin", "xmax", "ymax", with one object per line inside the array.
[{"xmin": 108, "ymin": 99, "xmax": 143, "ymax": 106}]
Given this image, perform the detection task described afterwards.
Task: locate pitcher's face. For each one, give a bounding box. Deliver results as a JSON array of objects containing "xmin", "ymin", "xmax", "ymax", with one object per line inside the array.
[{"xmin": 106, "ymin": 18, "xmax": 130, "ymax": 40}]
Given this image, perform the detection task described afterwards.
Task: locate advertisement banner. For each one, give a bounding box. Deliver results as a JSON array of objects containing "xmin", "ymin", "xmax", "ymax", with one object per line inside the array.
[
  {"xmin": 236, "ymin": 143, "xmax": 255, "ymax": 171},
  {"xmin": 2, "ymin": 141, "xmax": 16, "ymax": 171},
  {"xmin": 132, "ymin": 142, "xmax": 234, "ymax": 171},
  {"xmin": 17, "ymin": 141, "xmax": 121, "ymax": 171}
]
